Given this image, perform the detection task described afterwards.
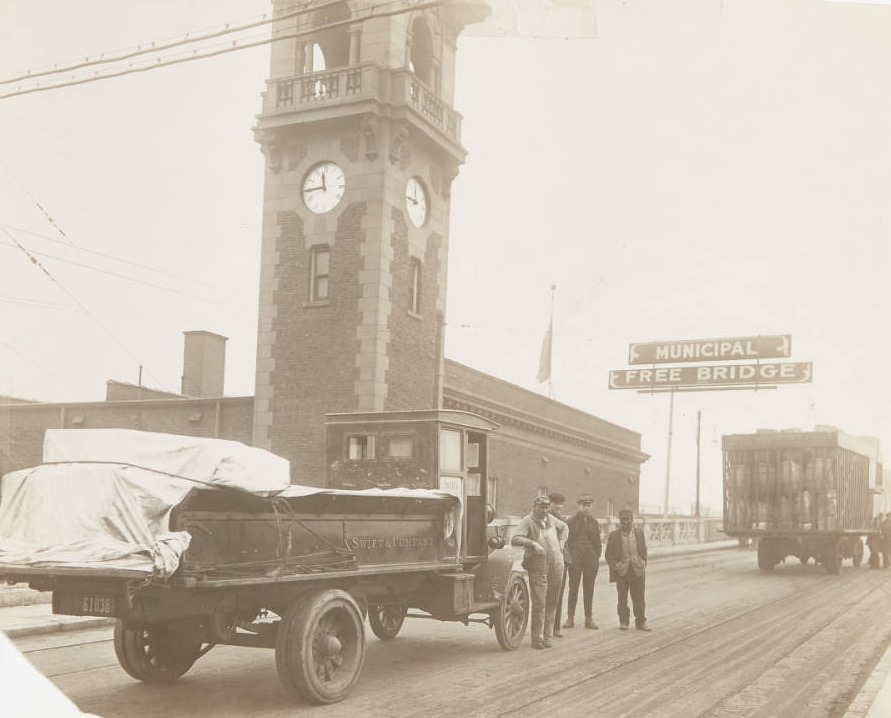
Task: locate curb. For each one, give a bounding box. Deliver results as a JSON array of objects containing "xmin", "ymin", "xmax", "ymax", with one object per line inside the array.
[
  {"xmin": 4, "ymin": 616, "xmax": 114, "ymax": 639},
  {"xmin": 843, "ymin": 642, "xmax": 891, "ymax": 718}
]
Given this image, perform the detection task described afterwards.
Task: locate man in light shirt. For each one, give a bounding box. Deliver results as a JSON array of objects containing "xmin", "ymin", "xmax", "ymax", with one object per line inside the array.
[{"xmin": 511, "ymin": 495, "xmax": 568, "ymax": 649}]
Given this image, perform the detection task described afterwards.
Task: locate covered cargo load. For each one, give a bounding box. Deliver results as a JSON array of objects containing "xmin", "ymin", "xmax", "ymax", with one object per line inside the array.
[{"xmin": 722, "ymin": 427, "xmax": 882, "ymax": 573}]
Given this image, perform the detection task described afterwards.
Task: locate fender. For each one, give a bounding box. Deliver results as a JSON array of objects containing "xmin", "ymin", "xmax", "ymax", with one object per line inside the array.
[{"xmin": 470, "ymin": 545, "xmax": 523, "ymax": 603}]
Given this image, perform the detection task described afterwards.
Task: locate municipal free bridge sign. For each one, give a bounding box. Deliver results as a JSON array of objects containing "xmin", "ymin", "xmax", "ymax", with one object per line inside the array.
[
  {"xmin": 608, "ymin": 361, "xmax": 813, "ymax": 390},
  {"xmin": 628, "ymin": 335, "xmax": 791, "ymax": 365}
]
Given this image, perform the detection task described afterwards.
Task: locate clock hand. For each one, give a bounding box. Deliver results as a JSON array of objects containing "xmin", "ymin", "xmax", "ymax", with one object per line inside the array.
[
  {"xmin": 304, "ymin": 185, "xmax": 324, "ymax": 193},
  {"xmin": 321, "ymin": 172, "xmax": 327, "ymax": 192}
]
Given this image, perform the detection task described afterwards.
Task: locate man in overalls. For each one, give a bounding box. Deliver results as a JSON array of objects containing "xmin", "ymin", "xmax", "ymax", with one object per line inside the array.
[{"xmin": 512, "ymin": 495, "xmax": 568, "ymax": 649}]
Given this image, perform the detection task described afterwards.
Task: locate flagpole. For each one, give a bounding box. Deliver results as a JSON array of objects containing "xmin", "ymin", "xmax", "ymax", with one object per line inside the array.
[{"xmin": 548, "ymin": 285, "xmax": 555, "ymax": 399}]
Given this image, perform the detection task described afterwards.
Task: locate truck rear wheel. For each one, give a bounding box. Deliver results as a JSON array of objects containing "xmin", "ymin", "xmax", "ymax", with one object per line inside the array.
[
  {"xmin": 493, "ymin": 572, "xmax": 529, "ymax": 651},
  {"xmin": 823, "ymin": 540, "xmax": 843, "ymax": 574},
  {"xmin": 275, "ymin": 589, "xmax": 365, "ymax": 704},
  {"xmin": 757, "ymin": 540, "xmax": 775, "ymax": 571},
  {"xmin": 852, "ymin": 538, "xmax": 864, "ymax": 567},
  {"xmin": 368, "ymin": 603, "xmax": 407, "ymax": 640},
  {"xmin": 113, "ymin": 618, "xmax": 204, "ymax": 682}
]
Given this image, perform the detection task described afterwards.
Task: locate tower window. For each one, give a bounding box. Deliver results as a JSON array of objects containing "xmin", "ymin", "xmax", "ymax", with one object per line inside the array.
[
  {"xmin": 309, "ymin": 245, "xmax": 330, "ymax": 302},
  {"xmin": 409, "ymin": 258, "xmax": 422, "ymax": 315}
]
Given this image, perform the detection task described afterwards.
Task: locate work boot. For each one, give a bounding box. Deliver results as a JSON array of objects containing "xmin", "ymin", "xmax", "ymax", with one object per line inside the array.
[
  {"xmin": 585, "ymin": 618, "xmax": 598, "ymax": 629},
  {"xmin": 636, "ymin": 622, "xmax": 652, "ymax": 632},
  {"xmin": 620, "ymin": 623, "xmax": 629, "ymax": 630},
  {"xmin": 562, "ymin": 617, "xmax": 574, "ymax": 629}
]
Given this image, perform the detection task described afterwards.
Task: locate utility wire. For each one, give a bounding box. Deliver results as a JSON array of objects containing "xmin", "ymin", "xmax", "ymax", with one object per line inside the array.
[
  {"xmin": 0, "ymin": 223, "xmax": 231, "ymax": 291},
  {"xmin": 0, "ymin": 226, "xmax": 167, "ymax": 390},
  {"xmin": 0, "ymin": 0, "xmax": 435, "ymax": 100},
  {"xmin": 0, "ymin": 240, "xmax": 244, "ymax": 307},
  {"xmin": 0, "ymin": 0, "xmax": 352, "ymax": 85},
  {"xmin": 0, "ymin": 161, "xmax": 70, "ymax": 243}
]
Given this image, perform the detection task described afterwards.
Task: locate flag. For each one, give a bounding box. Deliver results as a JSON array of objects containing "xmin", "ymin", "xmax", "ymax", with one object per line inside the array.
[{"xmin": 536, "ymin": 318, "xmax": 552, "ymax": 383}]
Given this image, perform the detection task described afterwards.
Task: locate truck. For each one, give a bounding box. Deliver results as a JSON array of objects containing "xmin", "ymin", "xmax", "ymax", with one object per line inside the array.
[
  {"xmin": 0, "ymin": 410, "xmax": 529, "ymax": 705},
  {"xmin": 722, "ymin": 427, "xmax": 883, "ymax": 574}
]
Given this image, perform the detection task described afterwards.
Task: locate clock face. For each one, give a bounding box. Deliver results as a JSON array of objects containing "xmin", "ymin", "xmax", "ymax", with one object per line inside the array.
[
  {"xmin": 405, "ymin": 176, "xmax": 428, "ymax": 228},
  {"xmin": 302, "ymin": 162, "xmax": 346, "ymax": 214}
]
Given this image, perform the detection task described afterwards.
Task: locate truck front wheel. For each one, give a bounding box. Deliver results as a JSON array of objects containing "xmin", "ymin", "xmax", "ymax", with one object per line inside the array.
[
  {"xmin": 275, "ymin": 589, "xmax": 366, "ymax": 704},
  {"xmin": 493, "ymin": 572, "xmax": 529, "ymax": 651},
  {"xmin": 113, "ymin": 618, "xmax": 204, "ymax": 682}
]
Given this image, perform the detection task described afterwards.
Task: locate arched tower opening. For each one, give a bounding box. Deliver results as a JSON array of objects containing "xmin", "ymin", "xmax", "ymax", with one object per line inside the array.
[
  {"xmin": 408, "ymin": 17, "xmax": 436, "ymax": 90},
  {"xmin": 304, "ymin": 1, "xmax": 351, "ymax": 72}
]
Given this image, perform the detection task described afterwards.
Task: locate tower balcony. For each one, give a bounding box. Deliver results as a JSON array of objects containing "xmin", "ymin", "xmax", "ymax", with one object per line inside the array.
[{"xmin": 255, "ymin": 62, "xmax": 466, "ymax": 161}]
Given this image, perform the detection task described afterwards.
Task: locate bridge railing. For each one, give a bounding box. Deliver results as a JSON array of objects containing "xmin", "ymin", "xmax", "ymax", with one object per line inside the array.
[{"xmin": 494, "ymin": 515, "xmax": 726, "ymax": 549}]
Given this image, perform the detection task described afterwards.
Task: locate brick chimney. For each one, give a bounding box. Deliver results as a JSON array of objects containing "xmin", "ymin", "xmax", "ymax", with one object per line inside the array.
[{"xmin": 181, "ymin": 330, "xmax": 227, "ymax": 398}]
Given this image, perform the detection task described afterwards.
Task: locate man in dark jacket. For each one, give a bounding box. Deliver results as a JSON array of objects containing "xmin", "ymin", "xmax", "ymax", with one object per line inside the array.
[
  {"xmin": 605, "ymin": 509, "xmax": 651, "ymax": 631},
  {"xmin": 562, "ymin": 495, "xmax": 602, "ymax": 630}
]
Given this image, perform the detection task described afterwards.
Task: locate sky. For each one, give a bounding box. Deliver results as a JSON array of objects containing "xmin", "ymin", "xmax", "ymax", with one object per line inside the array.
[{"xmin": 1, "ymin": 0, "xmax": 889, "ymax": 515}]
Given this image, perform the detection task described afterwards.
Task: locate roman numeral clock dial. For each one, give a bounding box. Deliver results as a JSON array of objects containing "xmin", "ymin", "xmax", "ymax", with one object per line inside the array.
[{"xmin": 302, "ymin": 161, "xmax": 346, "ymax": 214}]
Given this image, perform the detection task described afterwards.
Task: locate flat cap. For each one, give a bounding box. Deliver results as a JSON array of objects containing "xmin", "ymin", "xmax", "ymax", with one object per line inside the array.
[
  {"xmin": 578, "ymin": 495, "xmax": 594, "ymax": 505},
  {"xmin": 533, "ymin": 495, "xmax": 552, "ymax": 506}
]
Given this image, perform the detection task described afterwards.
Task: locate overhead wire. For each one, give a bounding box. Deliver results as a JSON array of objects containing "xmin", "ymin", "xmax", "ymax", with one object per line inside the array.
[
  {"xmin": 0, "ymin": 223, "xmax": 231, "ymax": 290},
  {"xmin": 0, "ymin": 0, "xmax": 436, "ymax": 100},
  {"xmin": 0, "ymin": 239, "xmax": 245, "ymax": 307},
  {"xmin": 0, "ymin": 225, "xmax": 168, "ymax": 391},
  {"xmin": 0, "ymin": 0, "xmax": 353, "ymax": 86},
  {"xmin": 0, "ymin": 161, "xmax": 70, "ymax": 243}
]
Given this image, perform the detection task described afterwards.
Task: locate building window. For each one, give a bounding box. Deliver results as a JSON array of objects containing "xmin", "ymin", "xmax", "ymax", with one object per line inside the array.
[
  {"xmin": 309, "ymin": 245, "xmax": 330, "ymax": 302},
  {"xmin": 439, "ymin": 428, "xmax": 462, "ymax": 472},
  {"xmin": 387, "ymin": 436, "xmax": 413, "ymax": 458},
  {"xmin": 347, "ymin": 434, "xmax": 375, "ymax": 460},
  {"xmin": 409, "ymin": 258, "xmax": 422, "ymax": 315}
]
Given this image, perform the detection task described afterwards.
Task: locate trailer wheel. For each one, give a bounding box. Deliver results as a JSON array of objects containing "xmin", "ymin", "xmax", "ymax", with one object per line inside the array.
[
  {"xmin": 852, "ymin": 538, "xmax": 864, "ymax": 567},
  {"xmin": 493, "ymin": 572, "xmax": 529, "ymax": 651},
  {"xmin": 823, "ymin": 540, "xmax": 842, "ymax": 575},
  {"xmin": 113, "ymin": 619, "xmax": 204, "ymax": 682},
  {"xmin": 367, "ymin": 603, "xmax": 407, "ymax": 640},
  {"xmin": 757, "ymin": 540, "xmax": 775, "ymax": 572},
  {"xmin": 275, "ymin": 589, "xmax": 365, "ymax": 704}
]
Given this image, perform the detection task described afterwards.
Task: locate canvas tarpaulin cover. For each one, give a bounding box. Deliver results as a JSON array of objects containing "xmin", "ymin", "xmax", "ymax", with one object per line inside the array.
[{"xmin": 0, "ymin": 429, "xmax": 292, "ymax": 575}]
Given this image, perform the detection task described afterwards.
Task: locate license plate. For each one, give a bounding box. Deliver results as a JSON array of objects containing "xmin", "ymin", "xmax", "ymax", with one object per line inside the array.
[{"xmin": 55, "ymin": 593, "xmax": 119, "ymax": 617}]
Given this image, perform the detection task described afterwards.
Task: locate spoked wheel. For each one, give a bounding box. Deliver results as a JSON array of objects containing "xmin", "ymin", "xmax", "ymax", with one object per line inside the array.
[
  {"xmin": 275, "ymin": 589, "xmax": 366, "ymax": 704},
  {"xmin": 368, "ymin": 603, "xmax": 407, "ymax": 640},
  {"xmin": 113, "ymin": 618, "xmax": 205, "ymax": 682},
  {"xmin": 492, "ymin": 572, "xmax": 529, "ymax": 651}
]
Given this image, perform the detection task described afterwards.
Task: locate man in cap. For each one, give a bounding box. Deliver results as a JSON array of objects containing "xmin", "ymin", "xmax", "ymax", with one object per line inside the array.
[
  {"xmin": 562, "ymin": 495, "xmax": 602, "ymax": 630},
  {"xmin": 605, "ymin": 509, "xmax": 651, "ymax": 631},
  {"xmin": 511, "ymin": 494, "xmax": 568, "ymax": 648}
]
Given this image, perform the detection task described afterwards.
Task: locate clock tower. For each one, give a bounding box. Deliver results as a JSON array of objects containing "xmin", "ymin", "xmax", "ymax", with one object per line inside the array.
[{"xmin": 252, "ymin": 0, "xmax": 489, "ymax": 481}]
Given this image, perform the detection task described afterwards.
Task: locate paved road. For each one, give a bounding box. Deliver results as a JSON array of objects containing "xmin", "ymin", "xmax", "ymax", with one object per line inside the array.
[{"xmin": 13, "ymin": 548, "xmax": 891, "ymax": 717}]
